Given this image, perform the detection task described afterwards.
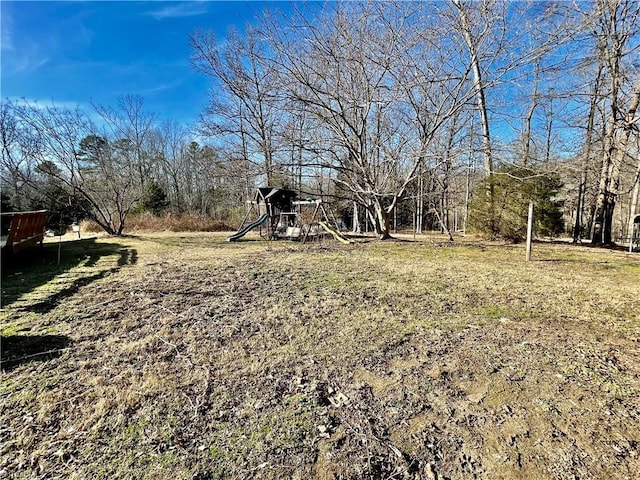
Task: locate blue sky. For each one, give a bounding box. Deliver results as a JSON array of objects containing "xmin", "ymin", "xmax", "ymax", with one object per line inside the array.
[{"xmin": 1, "ymin": 1, "xmax": 291, "ymax": 126}]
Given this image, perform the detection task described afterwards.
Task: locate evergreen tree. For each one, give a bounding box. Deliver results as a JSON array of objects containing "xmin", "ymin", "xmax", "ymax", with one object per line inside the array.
[
  {"xmin": 469, "ymin": 166, "xmax": 564, "ymax": 241},
  {"xmin": 140, "ymin": 179, "xmax": 169, "ymax": 215}
]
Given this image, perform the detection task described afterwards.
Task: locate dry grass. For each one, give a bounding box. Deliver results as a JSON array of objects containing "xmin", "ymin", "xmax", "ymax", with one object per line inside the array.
[
  {"xmin": 1, "ymin": 232, "xmax": 639, "ymax": 479},
  {"xmin": 80, "ymin": 213, "xmax": 233, "ymax": 234}
]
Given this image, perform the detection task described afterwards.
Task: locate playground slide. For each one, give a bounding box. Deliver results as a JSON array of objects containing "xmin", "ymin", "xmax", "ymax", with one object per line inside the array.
[
  {"xmin": 227, "ymin": 213, "xmax": 270, "ymax": 242},
  {"xmin": 318, "ymin": 221, "xmax": 352, "ymax": 245}
]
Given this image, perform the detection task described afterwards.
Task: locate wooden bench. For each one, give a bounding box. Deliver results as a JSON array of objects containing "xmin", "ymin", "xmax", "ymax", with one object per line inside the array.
[{"xmin": 1, "ymin": 210, "xmax": 48, "ymax": 254}]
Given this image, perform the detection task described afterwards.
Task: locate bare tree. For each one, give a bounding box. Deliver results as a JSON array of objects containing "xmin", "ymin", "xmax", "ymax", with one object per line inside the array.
[
  {"xmin": 92, "ymin": 94, "xmax": 158, "ymax": 191},
  {"xmin": 261, "ymin": 2, "xmax": 482, "ymax": 239},
  {"xmin": 77, "ymin": 133, "xmax": 140, "ymax": 234},
  {"xmin": 590, "ymin": 0, "xmax": 640, "ymax": 244},
  {"xmin": 574, "ymin": 61, "xmax": 606, "ymax": 242},
  {"xmin": 1, "ymin": 101, "xmax": 136, "ymax": 234},
  {"xmin": 628, "ymin": 136, "xmax": 640, "ymax": 247},
  {"xmin": 449, "ymin": 0, "xmax": 580, "ymax": 236},
  {"xmin": 191, "ymin": 27, "xmax": 284, "ymax": 186},
  {"xmin": 450, "ymin": 0, "xmax": 494, "ymax": 177},
  {"xmin": 150, "ymin": 120, "xmax": 191, "ymax": 212},
  {"xmin": 1, "ymin": 102, "xmax": 37, "ymax": 210}
]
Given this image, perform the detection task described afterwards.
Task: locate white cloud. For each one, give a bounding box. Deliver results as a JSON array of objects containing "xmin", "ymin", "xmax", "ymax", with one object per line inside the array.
[
  {"xmin": 146, "ymin": 2, "xmax": 207, "ymax": 20},
  {"xmin": 1, "ymin": 8, "xmax": 15, "ymax": 52},
  {"xmin": 2, "ymin": 47, "xmax": 50, "ymax": 75},
  {"xmin": 1, "ymin": 7, "xmax": 51, "ymax": 75},
  {"xmin": 4, "ymin": 97, "xmax": 114, "ymax": 132},
  {"xmin": 4, "ymin": 97, "xmax": 87, "ymax": 111},
  {"xmin": 136, "ymin": 79, "xmax": 184, "ymax": 96}
]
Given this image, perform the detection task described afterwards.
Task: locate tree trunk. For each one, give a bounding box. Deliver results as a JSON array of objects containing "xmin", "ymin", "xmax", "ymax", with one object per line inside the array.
[
  {"xmin": 416, "ymin": 167, "xmax": 424, "ymax": 234},
  {"xmin": 628, "ymin": 161, "xmax": 640, "ymax": 249},
  {"xmin": 591, "ymin": 0, "xmax": 639, "ymax": 245},
  {"xmin": 352, "ymin": 201, "xmax": 361, "ymax": 234},
  {"xmin": 593, "ymin": 78, "xmax": 640, "ymax": 244},
  {"xmin": 463, "ymin": 116, "xmax": 475, "ymax": 234},
  {"xmin": 574, "ymin": 64, "xmax": 603, "ymax": 242},
  {"xmin": 452, "ymin": 0, "xmax": 495, "ymax": 231},
  {"xmin": 372, "ymin": 199, "xmax": 392, "ymax": 240},
  {"xmin": 522, "ymin": 57, "xmax": 540, "ymax": 167}
]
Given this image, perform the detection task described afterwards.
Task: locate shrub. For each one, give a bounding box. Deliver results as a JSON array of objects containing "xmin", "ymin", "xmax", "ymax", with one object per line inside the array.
[
  {"xmin": 124, "ymin": 212, "xmax": 233, "ymax": 232},
  {"xmin": 80, "ymin": 219, "xmax": 103, "ymax": 233},
  {"xmin": 468, "ymin": 166, "xmax": 564, "ymax": 242}
]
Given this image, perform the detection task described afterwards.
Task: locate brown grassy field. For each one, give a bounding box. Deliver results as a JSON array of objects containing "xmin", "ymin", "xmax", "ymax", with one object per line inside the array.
[{"xmin": 1, "ymin": 232, "xmax": 639, "ymax": 479}]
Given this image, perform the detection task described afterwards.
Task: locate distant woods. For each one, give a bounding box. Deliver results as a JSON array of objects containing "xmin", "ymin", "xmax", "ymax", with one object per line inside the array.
[
  {"xmin": 0, "ymin": 97, "xmax": 240, "ymax": 235},
  {"xmin": 2, "ymin": 0, "xmax": 639, "ymax": 242}
]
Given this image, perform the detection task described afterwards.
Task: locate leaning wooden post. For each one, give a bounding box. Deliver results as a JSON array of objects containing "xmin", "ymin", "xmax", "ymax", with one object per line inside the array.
[{"xmin": 526, "ymin": 201, "xmax": 534, "ymax": 261}]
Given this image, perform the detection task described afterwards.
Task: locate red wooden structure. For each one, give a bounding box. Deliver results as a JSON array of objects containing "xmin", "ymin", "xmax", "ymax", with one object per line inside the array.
[{"xmin": 1, "ymin": 210, "xmax": 48, "ymax": 254}]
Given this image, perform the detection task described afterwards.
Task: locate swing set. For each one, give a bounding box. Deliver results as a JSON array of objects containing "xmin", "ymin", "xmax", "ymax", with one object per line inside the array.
[{"xmin": 227, "ymin": 187, "xmax": 351, "ymax": 243}]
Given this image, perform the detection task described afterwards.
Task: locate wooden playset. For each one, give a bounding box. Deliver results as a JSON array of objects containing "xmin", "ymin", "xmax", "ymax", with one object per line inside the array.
[{"xmin": 227, "ymin": 187, "xmax": 350, "ymax": 243}]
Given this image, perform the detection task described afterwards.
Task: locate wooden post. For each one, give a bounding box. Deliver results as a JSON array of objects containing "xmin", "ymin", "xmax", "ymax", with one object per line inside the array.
[
  {"xmin": 526, "ymin": 201, "xmax": 534, "ymax": 261},
  {"xmin": 393, "ymin": 205, "xmax": 397, "ymax": 234},
  {"xmin": 413, "ymin": 205, "xmax": 416, "ymax": 240}
]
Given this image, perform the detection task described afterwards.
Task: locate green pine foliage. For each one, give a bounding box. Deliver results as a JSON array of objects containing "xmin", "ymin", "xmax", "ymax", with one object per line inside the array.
[
  {"xmin": 138, "ymin": 179, "xmax": 170, "ymax": 215},
  {"xmin": 469, "ymin": 166, "xmax": 564, "ymax": 242}
]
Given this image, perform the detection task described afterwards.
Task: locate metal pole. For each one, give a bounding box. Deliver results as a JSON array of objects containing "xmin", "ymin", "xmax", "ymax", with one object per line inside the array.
[{"xmin": 57, "ymin": 218, "xmax": 63, "ymax": 269}]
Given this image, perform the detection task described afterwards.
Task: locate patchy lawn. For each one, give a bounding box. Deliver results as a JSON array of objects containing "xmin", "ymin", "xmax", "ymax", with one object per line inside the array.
[{"xmin": 1, "ymin": 232, "xmax": 639, "ymax": 479}]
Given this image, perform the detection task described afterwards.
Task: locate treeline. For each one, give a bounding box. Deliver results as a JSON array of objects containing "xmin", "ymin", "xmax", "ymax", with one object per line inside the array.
[
  {"xmin": 2, "ymin": 0, "xmax": 639, "ymax": 243},
  {"xmin": 0, "ymin": 96, "xmax": 247, "ymax": 235}
]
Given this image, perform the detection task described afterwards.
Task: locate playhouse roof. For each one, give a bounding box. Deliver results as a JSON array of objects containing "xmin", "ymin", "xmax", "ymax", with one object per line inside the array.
[{"xmin": 254, "ymin": 187, "xmax": 297, "ymax": 209}]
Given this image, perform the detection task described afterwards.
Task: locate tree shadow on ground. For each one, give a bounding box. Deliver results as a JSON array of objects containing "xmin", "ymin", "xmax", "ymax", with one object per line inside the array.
[
  {"xmin": 546, "ymin": 239, "xmax": 636, "ymax": 253},
  {"xmin": 1, "ymin": 334, "xmax": 71, "ymax": 371},
  {"xmin": 1, "ymin": 238, "xmax": 137, "ymax": 312}
]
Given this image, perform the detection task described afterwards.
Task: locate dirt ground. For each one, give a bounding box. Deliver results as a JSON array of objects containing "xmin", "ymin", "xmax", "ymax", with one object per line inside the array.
[{"xmin": 1, "ymin": 232, "xmax": 639, "ymax": 479}]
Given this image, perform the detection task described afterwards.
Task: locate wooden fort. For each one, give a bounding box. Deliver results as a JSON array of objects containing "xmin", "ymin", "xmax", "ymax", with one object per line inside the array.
[{"xmin": 227, "ymin": 188, "xmax": 350, "ymax": 243}]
